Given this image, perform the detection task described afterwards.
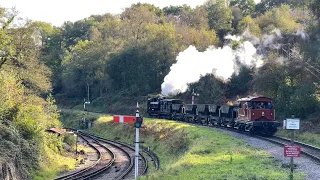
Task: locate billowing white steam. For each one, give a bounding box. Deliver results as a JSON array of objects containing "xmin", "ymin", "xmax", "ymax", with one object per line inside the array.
[
  {"xmin": 161, "ymin": 36, "xmax": 263, "ymax": 96},
  {"xmin": 161, "ymin": 28, "xmax": 309, "ymax": 96},
  {"xmin": 296, "ymin": 29, "xmax": 309, "ymax": 40}
]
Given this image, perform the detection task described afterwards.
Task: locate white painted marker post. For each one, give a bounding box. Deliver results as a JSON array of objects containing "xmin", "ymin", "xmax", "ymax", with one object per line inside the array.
[{"xmin": 135, "ymin": 102, "xmax": 140, "ymax": 179}]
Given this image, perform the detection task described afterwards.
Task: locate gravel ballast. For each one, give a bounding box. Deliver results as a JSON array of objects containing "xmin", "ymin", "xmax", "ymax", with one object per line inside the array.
[{"xmin": 215, "ymin": 128, "xmax": 320, "ymax": 180}]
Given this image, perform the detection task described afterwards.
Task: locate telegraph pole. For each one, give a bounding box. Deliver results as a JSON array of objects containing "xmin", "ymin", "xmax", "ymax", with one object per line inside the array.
[{"xmin": 135, "ymin": 102, "xmax": 140, "ymax": 179}]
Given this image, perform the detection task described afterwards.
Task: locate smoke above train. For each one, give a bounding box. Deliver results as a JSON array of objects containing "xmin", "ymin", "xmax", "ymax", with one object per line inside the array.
[
  {"xmin": 161, "ymin": 35, "xmax": 263, "ymax": 96},
  {"xmin": 161, "ymin": 29, "xmax": 308, "ymax": 96}
]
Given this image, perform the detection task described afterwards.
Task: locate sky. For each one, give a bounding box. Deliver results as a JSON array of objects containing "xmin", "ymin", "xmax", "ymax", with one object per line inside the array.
[{"xmin": 1, "ymin": 0, "xmax": 261, "ymax": 27}]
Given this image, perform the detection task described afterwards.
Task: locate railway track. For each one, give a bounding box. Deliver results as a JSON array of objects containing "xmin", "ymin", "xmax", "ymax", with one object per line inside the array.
[
  {"xmin": 54, "ymin": 132, "xmax": 115, "ymax": 180},
  {"xmin": 82, "ymin": 132, "xmax": 150, "ymax": 179},
  {"xmin": 176, "ymin": 120, "xmax": 320, "ymax": 163},
  {"xmin": 258, "ymin": 135, "xmax": 320, "ymax": 162},
  {"xmin": 56, "ymin": 129, "xmax": 158, "ymax": 180}
]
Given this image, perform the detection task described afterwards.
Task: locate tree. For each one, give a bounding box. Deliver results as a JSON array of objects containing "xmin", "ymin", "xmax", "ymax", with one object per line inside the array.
[
  {"xmin": 188, "ymin": 74, "xmax": 226, "ymax": 104},
  {"xmin": 107, "ymin": 23, "xmax": 179, "ymax": 95},
  {"xmin": 121, "ymin": 6, "xmax": 157, "ymax": 42},
  {"xmin": 256, "ymin": 5, "xmax": 301, "ymax": 34},
  {"xmin": 61, "ymin": 18, "xmax": 96, "ymax": 50},
  {"xmin": 231, "ymin": 6, "xmax": 243, "ymax": 30},
  {"xmin": 252, "ymin": 62, "xmax": 286, "ymax": 98},
  {"xmin": 310, "ymin": 0, "xmax": 320, "ymax": 22},
  {"xmin": 227, "ymin": 66, "xmax": 253, "ymax": 97},
  {"xmin": 230, "ymin": 0, "xmax": 255, "ymax": 16},
  {"xmin": 163, "ymin": 5, "xmax": 192, "ymax": 16},
  {"xmin": 33, "ymin": 21, "xmax": 65, "ymax": 93},
  {"xmin": 237, "ymin": 16, "xmax": 261, "ymax": 37},
  {"xmin": 175, "ymin": 26, "xmax": 218, "ymax": 51},
  {"xmin": 132, "ymin": 3, "xmax": 164, "ymax": 17},
  {"xmin": 255, "ymin": 0, "xmax": 311, "ymax": 15},
  {"xmin": 205, "ymin": 0, "xmax": 233, "ymax": 39},
  {"xmin": 0, "ymin": 7, "xmax": 17, "ymax": 69},
  {"xmin": 61, "ymin": 39, "xmax": 115, "ymax": 98}
]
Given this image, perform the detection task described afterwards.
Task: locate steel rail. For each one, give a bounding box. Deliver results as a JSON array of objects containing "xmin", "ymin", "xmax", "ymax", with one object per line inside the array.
[
  {"xmin": 53, "ymin": 131, "xmax": 115, "ymax": 180},
  {"xmin": 84, "ymin": 132, "xmax": 149, "ymax": 177},
  {"xmin": 258, "ymin": 135, "xmax": 320, "ymax": 163},
  {"xmin": 77, "ymin": 131, "xmax": 134, "ymax": 180},
  {"xmin": 53, "ymin": 132, "xmax": 102, "ymax": 180}
]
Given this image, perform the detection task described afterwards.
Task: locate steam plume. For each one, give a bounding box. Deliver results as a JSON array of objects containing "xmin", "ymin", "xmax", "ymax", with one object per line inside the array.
[{"xmin": 161, "ymin": 37, "xmax": 262, "ymax": 96}]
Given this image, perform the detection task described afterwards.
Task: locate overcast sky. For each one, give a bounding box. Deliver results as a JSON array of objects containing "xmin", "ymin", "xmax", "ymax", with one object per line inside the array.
[{"xmin": 1, "ymin": 0, "xmax": 261, "ymax": 27}]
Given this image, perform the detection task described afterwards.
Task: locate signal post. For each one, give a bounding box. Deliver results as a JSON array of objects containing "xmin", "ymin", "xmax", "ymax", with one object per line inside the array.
[
  {"xmin": 134, "ymin": 102, "xmax": 143, "ymax": 179},
  {"xmin": 113, "ymin": 102, "xmax": 143, "ymax": 179},
  {"xmin": 135, "ymin": 103, "xmax": 140, "ymax": 179}
]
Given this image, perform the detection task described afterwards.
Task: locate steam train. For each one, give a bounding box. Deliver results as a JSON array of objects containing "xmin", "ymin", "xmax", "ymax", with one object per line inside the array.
[{"xmin": 147, "ymin": 96, "xmax": 281, "ymax": 136}]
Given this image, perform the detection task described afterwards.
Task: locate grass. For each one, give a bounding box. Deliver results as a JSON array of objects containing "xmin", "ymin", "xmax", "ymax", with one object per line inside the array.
[
  {"xmin": 31, "ymin": 146, "xmax": 76, "ymax": 180},
  {"xmin": 60, "ymin": 110, "xmax": 305, "ymax": 180},
  {"xmin": 276, "ymin": 129, "xmax": 320, "ymax": 147}
]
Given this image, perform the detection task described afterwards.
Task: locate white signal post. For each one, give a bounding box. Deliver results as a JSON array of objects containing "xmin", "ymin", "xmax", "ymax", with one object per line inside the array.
[
  {"xmin": 191, "ymin": 89, "xmax": 199, "ymax": 104},
  {"xmin": 135, "ymin": 102, "xmax": 140, "ymax": 179},
  {"xmin": 82, "ymin": 84, "xmax": 90, "ymax": 128}
]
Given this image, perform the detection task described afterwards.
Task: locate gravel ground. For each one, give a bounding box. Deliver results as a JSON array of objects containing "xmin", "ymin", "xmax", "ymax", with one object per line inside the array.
[{"xmin": 214, "ymin": 128, "xmax": 320, "ymax": 180}]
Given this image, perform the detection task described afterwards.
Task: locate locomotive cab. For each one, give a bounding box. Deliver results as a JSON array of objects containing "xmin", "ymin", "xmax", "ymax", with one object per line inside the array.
[
  {"xmin": 147, "ymin": 97, "xmax": 161, "ymax": 117},
  {"xmin": 235, "ymin": 97, "xmax": 280, "ymax": 136}
]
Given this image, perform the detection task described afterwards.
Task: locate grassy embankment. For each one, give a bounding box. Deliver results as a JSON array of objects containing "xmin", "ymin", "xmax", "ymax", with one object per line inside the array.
[
  {"xmin": 31, "ymin": 149, "xmax": 76, "ymax": 180},
  {"xmin": 60, "ymin": 110, "xmax": 304, "ymax": 180},
  {"xmin": 32, "ymin": 109, "xmax": 93, "ymax": 179},
  {"xmin": 276, "ymin": 116, "xmax": 320, "ymax": 147}
]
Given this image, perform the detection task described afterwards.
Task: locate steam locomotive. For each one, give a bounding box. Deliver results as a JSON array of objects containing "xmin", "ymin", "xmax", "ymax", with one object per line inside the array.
[{"xmin": 147, "ymin": 96, "xmax": 281, "ymax": 136}]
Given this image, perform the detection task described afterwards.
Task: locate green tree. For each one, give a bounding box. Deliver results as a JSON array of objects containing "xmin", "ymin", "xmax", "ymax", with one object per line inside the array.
[
  {"xmin": 188, "ymin": 74, "xmax": 226, "ymax": 104},
  {"xmin": 227, "ymin": 66, "xmax": 253, "ymax": 97},
  {"xmin": 0, "ymin": 16, "xmax": 52, "ymax": 94},
  {"xmin": 252, "ymin": 62, "xmax": 286, "ymax": 98},
  {"xmin": 107, "ymin": 23, "xmax": 179, "ymax": 95},
  {"xmin": 237, "ymin": 16, "xmax": 261, "ymax": 36},
  {"xmin": 163, "ymin": 4, "xmax": 192, "ymax": 16},
  {"xmin": 230, "ymin": 0, "xmax": 255, "ymax": 16},
  {"xmin": 205, "ymin": 0, "xmax": 233, "ymax": 39},
  {"xmin": 256, "ymin": 5, "xmax": 301, "ymax": 33},
  {"xmin": 0, "ymin": 7, "xmax": 17, "ymax": 69},
  {"xmin": 255, "ymin": 0, "xmax": 311, "ymax": 14},
  {"xmin": 121, "ymin": 6, "xmax": 157, "ymax": 42},
  {"xmin": 310, "ymin": 0, "xmax": 320, "ymax": 22},
  {"xmin": 231, "ymin": 6, "xmax": 243, "ymax": 30},
  {"xmin": 132, "ymin": 3, "xmax": 164, "ymax": 17},
  {"xmin": 61, "ymin": 18, "xmax": 97, "ymax": 50},
  {"xmin": 33, "ymin": 21, "xmax": 65, "ymax": 93}
]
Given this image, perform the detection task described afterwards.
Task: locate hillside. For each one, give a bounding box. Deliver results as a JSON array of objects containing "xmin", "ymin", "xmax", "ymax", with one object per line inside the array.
[{"xmin": 60, "ymin": 110, "xmax": 304, "ymax": 179}]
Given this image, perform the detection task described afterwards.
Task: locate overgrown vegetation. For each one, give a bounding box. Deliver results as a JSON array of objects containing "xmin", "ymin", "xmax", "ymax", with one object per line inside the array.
[
  {"xmin": 0, "ymin": 8, "xmax": 76, "ymax": 179},
  {"xmin": 60, "ymin": 111, "xmax": 304, "ymax": 179}
]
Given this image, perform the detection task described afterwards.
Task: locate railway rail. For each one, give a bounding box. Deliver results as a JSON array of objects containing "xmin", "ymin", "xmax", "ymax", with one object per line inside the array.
[
  {"xmin": 81, "ymin": 132, "xmax": 150, "ymax": 178},
  {"xmin": 54, "ymin": 132, "xmax": 115, "ymax": 180},
  {"xmin": 258, "ymin": 135, "xmax": 320, "ymax": 162},
  {"xmin": 177, "ymin": 120, "xmax": 320, "ymax": 163},
  {"xmin": 77, "ymin": 131, "xmax": 134, "ymax": 180},
  {"xmin": 56, "ymin": 128, "xmax": 158, "ymax": 180}
]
